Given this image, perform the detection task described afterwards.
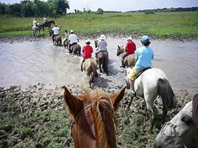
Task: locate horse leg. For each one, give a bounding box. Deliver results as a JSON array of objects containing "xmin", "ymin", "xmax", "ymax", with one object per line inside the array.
[
  {"xmin": 99, "ymin": 63, "xmax": 102, "ymax": 73},
  {"xmin": 145, "ymin": 93, "xmax": 157, "ymax": 133},
  {"xmin": 127, "ymin": 95, "xmax": 134, "ymax": 111}
]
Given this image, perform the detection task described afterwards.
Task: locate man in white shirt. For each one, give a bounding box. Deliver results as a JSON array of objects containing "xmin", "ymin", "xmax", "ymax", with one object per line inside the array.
[
  {"xmin": 68, "ymin": 30, "xmax": 79, "ymax": 48},
  {"xmin": 33, "ymin": 18, "xmax": 37, "ymax": 27},
  {"xmin": 43, "ymin": 15, "xmax": 48, "ymax": 24},
  {"xmin": 52, "ymin": 25, "xmax": 60, "ymax": 41}
]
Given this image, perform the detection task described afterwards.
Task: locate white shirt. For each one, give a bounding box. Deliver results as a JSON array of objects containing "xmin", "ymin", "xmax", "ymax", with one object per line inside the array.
[
  {"xmin": 68, "ymin": 34, "xmax": 78, "ymax": 44},
  {"xmin": 33, "ymin": 20, "xmax": 37, "ymax": 26},
  {"xmin": 44, "ymin": 17, "xmax": 47, "ymax": 22},
  {"xmin": 52, "ymin": 27, "xmax": 60, "ymax": 35},
  {"xmin": 98, "ymin": 39, "xmax": 107, "ymax": 51}
]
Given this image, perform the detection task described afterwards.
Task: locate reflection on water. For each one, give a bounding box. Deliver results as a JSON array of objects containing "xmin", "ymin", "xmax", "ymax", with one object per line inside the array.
[{"xmin": 0, "ymin": 37, "xmax": 198, "ymax": 95}]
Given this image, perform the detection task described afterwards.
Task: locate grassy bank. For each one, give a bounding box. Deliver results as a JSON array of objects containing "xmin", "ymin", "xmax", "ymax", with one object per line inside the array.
[{"xmin": 0, "ymin": 11, "xmax": 198, "ymax": 39}]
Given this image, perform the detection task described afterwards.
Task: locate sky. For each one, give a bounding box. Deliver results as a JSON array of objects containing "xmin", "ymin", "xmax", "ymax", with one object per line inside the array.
[{"xmin": 1, "ymin": 0, "xmax": 198, "ymax": 12}]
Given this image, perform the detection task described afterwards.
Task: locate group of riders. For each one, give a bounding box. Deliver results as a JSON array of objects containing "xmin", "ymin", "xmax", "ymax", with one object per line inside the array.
[
  {"xmin": 32, "ymin": 16, "xmax": 154, "ymax": 95},
  {"xmin": 80, "ymin": 34, "xmax": 153, "ymax": 96}
]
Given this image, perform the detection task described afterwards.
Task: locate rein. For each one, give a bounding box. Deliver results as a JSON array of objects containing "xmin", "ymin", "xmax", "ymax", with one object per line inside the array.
[
  {"xmin": 160, "ymin": 121, "xmax": 187, "ymax": 148},
  {"xmin": 70, "ymin": 104, "xmax": 92, "ymax": 136}
]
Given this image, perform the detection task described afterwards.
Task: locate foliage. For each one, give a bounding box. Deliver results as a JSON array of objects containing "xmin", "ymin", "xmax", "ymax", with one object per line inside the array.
[
  {"xmin": 0, "ymin": 0, "xmax": 69, "ymax": 17},
  {"xmin": 97, "ymin": 8, "xmax": 104, "ymax": 15}
]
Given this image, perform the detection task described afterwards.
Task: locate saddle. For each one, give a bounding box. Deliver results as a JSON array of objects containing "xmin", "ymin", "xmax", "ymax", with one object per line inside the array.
[{"xmin": 134, "ymin": 67, "xmax": 151, "ymax": 81}]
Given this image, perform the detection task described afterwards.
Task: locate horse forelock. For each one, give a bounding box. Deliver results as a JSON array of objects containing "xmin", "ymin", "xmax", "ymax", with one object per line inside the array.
[
  {"xmin": 79, "ymin": 91, "xmax": 116, "ymax": 148},
  {"xmin": 192, "ymin": 94, "xmax": 198, "ymax": 125}
]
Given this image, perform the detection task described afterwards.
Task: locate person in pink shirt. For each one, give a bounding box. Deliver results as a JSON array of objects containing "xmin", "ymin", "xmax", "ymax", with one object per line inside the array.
[
  {"xmin": 81, "ymin": 39, "xmax": 93, "ymax": 71},
  {"xmin": 121, "ymin": 37, "xmax": 136, "ymax": 68}
]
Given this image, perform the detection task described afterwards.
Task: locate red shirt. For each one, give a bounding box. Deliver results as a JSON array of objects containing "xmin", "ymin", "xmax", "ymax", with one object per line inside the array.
[
  {"xmin": 82, "ymin": 45, "xmax": 93, "ymax": 59},
  {"xmin": 126, "ymin": 41, "xmax": 136, "ymax": 54}
]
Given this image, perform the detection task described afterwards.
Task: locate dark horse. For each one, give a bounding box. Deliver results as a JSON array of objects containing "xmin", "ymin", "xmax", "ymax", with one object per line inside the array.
[
  {"xmin": 40, "ymin": 20, "xmax": 55, "ymax": 31},
  {"xmin": 95, "ymin": 40, "xmax": 108, "ymax": 75},
  {"xmin": 63, "ymin": 86, "xmax": 126, "ymax": 148}
]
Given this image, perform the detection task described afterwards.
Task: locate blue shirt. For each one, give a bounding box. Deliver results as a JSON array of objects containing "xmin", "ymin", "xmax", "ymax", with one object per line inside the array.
[{"xmin": 134, "ymin": 46, "xmax": 154, "ymax": 71}]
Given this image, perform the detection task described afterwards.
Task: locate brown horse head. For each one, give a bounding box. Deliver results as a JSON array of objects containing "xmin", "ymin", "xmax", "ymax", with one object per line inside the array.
[
  {"xmin": 117, "ymin": 45, "xmax": 125, "ymax": 56},
  {"xmin": 63, "ymin": 86, "xmax": 126, "ymax": 148},
  {"xmin": 83, "ymin": 58, "xmax": 98, "ymax": 88},
  {"xmin": 94, "ymin": 40, "xmax": 99, "ymax": 49}
]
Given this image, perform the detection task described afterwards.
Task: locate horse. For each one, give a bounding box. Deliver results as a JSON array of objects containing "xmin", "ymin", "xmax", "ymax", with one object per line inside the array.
[
  {"xmin": 94, "ymin": 39, "xmax": 108, "ymax": 75},
  {"xmin": 40, "ymin": 20, "xmax": 55, "ymax": 31},
  {"xmin": 125, "ymin": 67, "xmax": 177, "ymax": 132},
  {"xmin": 69, "ymin": 44, "xmax": 81, "ymax": 56},
  {"xmin": 155, "ymin": 94, "xmax": 198, "ymax": 148},
  {"xmin": 117, "ymin": 45, "xmax": 135, "ymax": 68},
  {"xmin": 94, "ymin": 40, "xmax": 99, "ymax": 50},
  {"xmin": 63, "ymin": 39, "xmax": 69, "ymax": 49},
  {"xmin": 32, "ymin": 25, "xmax": 41, "ymax": 37},
  {"xmin": 63, "ymin": 86, "xmax": 126, "ymax": 148},
  {"xmin": 53, "ymin": 35, "xmax": 62, "ymax": 46},
  {"xmin": 97, "ymin": 51, "xmax": 109, "ymax": 75},
  {"xmin": 83, "ymin": 58, "xmax": 98, "ymax": 88}
]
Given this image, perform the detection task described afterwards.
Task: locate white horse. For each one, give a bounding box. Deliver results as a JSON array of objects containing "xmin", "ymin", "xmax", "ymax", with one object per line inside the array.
[
  {"xmin": 125, "ymin": 68, "xmax": 177, "ymax": 131},
  {"xmin": 32, "ymin": 25, "xmax": 41, "ymax": 37},
  {"xmin": 154, "ymin": 94, "xmax": 198, "ymax": 148}
]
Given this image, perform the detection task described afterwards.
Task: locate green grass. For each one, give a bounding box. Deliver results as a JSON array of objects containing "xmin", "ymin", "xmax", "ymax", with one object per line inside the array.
[{"xmin": 0, "ymin": 11, "xmax": 198, "ymax": 38}]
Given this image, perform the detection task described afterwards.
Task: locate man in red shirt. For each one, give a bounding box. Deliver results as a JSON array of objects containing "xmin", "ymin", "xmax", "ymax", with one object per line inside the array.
[
  {"xmin": 121, "ymin": 37, "xmax": 136, "ymax": 68},
  {"xmin": 81, "ymin": 39, "xmax": 93, "ymax": 71}
]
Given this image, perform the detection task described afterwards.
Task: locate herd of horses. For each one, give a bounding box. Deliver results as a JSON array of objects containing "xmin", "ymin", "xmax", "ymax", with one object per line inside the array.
[
  {"xmin": 32, "ymin": 22, "xmax": 197, "ymax": 147},
  {"xmin": 62, "ymin": 41, "xmax": 197, "ymax": 147},
  {"xmin": 32, "ymin": 20, "xmax": 55, "ymax": 37}
]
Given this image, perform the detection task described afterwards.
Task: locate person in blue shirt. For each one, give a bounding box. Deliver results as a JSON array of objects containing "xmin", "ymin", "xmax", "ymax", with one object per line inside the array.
[{"xmin": 128, "ymin": 35, "xmax": 154, "ymax": 94}]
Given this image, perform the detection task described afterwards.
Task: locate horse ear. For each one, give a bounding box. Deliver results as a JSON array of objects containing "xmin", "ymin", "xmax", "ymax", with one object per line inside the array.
[
  {"xmin": 110, "ymin": 86, "xmax": 126, "ymax": 111},
  {"xmin": 118, "ymin": 45, "xmax": 120, "ymax": 49},
  {"xmin": 63, "ymin": 86, "xmax": 82, "ymax": 116}
]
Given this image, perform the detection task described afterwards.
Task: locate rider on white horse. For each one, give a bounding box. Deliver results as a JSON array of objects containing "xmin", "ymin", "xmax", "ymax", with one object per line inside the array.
[{"xmin": 128, "ymin": 35, "xmax": 154, "ymax": 95}]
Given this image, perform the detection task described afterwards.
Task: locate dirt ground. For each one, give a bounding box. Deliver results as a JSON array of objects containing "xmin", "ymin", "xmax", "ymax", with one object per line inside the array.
[{"xmin": 0, "ymin": 83, "xmax": 193, "ymax": 148}]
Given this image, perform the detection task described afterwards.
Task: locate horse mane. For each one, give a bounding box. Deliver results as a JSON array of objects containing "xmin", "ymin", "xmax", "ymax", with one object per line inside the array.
[
  {"xmin": 192, "ymin": 94, "xmax": 198, "ymax": 125},
  {"xmin": 79, "ymin": 91, "xmax": 116, "ymax": 148}
]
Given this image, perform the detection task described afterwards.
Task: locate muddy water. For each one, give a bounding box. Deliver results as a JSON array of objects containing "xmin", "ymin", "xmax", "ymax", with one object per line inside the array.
[{"xmin": 0, "ymin": 37, "xmax": 198, "ymax": 95}]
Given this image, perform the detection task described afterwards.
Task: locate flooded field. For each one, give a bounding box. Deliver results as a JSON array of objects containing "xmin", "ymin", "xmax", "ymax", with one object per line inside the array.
[{"xmin": 0, "ymin": 37, "xmax": 198, "ymax": 96}]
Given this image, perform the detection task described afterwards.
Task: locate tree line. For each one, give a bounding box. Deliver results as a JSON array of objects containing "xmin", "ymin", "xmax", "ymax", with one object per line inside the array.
[
  {"xmin": 127, "ymin": 7, "xmax": 198, "ymax": 13},
  {"xmin": 0, "ymin": 0, "xmax": 69, "ymax": 17}
]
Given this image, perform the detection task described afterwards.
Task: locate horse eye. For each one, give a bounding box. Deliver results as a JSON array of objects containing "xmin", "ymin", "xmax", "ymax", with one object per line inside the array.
[{"xmin": 181, "ymin": 115, "xmax": 193, "ymax": 126}]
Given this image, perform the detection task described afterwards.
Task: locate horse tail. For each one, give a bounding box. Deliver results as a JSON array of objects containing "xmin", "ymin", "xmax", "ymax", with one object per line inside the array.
[
  {"xmin": 102, "ymin": 53, "xmax": 107, "ymax": 74},
  {"xmin": 157, "ymin": 78, "xmax": 177, "ymax": 110}
]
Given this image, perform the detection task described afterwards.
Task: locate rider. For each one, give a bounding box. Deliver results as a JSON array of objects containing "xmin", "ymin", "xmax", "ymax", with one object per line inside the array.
[
  {"xmin": 95, "ymin": 34, "xmax": 108, "ymax": 58},
  {"xmin": 43, "ymin": 15, "xmax": 48, "ymax": 25},
  {"xmin": 128, "ymin": 35, "xmax": 154, "ymax": 94},
  {"xmin": 121, "ymin": 37, "xmax": 136, "ymax": 68},
  {"xmin": 81, "ymin": 39, "xmax": 93, "ymax": 71},
  {"xmin": 68, "ymin": 30, "xmax": 79, "ymax": 50},
  {"xmin": 62, "ymin": 30, "xmax": 69, "ymax": 45},
  {"xmin": 33, "ymin": 18, "xmax": 37, "ymax": 27},
  {"xmin": 52, "ymin": 24, "xmax": 60, "ymax": 41}
]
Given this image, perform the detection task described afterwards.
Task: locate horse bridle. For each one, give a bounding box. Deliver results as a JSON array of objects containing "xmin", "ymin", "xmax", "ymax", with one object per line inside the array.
[
  {"xmin": 70, "ymin": 104, "xmax": 92, "ymax": 136},
  {"xmin": 160, "ymin": 121, "xmax": 187, "ymax": 148}
]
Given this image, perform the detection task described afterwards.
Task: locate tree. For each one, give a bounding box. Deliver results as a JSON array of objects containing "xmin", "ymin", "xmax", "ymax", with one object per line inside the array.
[
  {"xmin": 97, "ymin": 8, "xmax": 103, "ymax": 14},
  {"xmin": 9, "ymin": 3, "xmax": 21, "ymax": 16},
  {"xmin": 21, "ymin": 1, "xmax": 34, "ymax": 17},
  {"xmin": 0, "ymin": 3, "xmax": 7, "ymax": 14}
]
